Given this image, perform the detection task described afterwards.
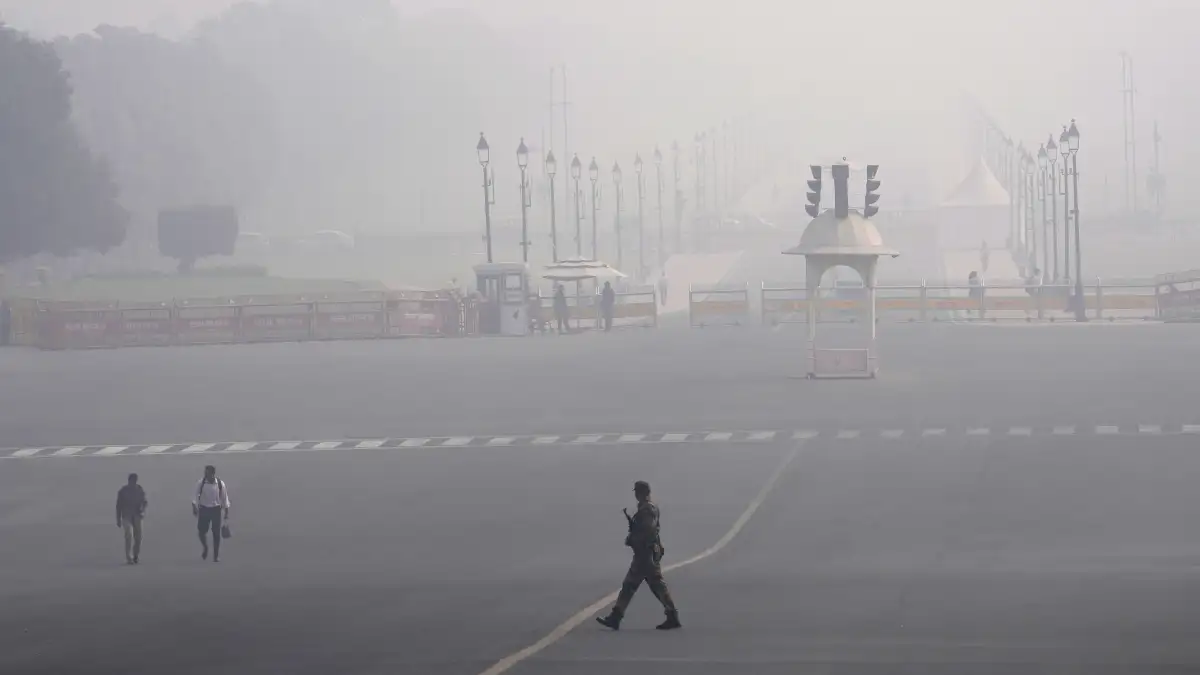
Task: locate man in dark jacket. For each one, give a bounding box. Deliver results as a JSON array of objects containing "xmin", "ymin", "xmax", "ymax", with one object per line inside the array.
[
  {"xmin": 600, "ymin": 281, "xmax": 616, "ymax": 332},
  {"xmin": 116, "ymin": 473, "xmax": 148, "ymax": 564},
  {"xmin": 553, "ymin": 284, "xmax": 570, "ymax": 334},
  {"xmin": 596, "ymin": 480, "xmax": 681, "ymax": 630}
]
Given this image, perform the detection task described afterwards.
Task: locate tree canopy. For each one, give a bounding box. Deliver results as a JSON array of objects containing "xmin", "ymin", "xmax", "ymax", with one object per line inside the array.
[
  {"xmin": 0, "ymin": 24, "xmax": 126, "ymax": 263},
  {"xmin": 55, "ymin": 25, "xmax": 276, "ymax": 228}
]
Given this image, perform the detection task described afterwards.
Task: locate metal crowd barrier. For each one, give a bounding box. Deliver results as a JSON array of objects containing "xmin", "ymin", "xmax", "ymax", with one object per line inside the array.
[
  {"xmin": 760, "ymin": 278, "xmax": 1161, "ymax": 325},
  {"xmin": 31, "ymin": 290, "xmax": 472, "ymax": 350},
  {"xmin": 537, "ymin": 288, "xmax": 658, "ymax": 330},
  {"xmin": 1155, "ymin": 269, "xmax": 1200, "ymax": 321},
  {"xmin": 689, "ymin": 284, "xmax": 751, "ymax": 328}
]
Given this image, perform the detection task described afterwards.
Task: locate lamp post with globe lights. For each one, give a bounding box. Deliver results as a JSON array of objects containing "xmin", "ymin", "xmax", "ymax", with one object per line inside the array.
[
  {"xmin": 476, "ymin": 133, "xmax": 494, "ymax": 263},
  {"xmin": 1046, "ymin": 134, "xmax": 1060, "ymax": 281},
  {"xmin": 1037, "ymin": 144, "xmax": 1050, "ymax": 279},
  {"xmin": 517, "ymin": 138, "xmax": 531, "ymax": 263},
  {"xmin": 588, "ymin": 157, "xmax": 600, "ymax": 259},
  {"xmin": 546, "ymin": 150, "xmax": 559, "ymax": 262},
  {"xmin": 634, "ymin": 153, "xmax": 645, "ymax": 279},
  {"xmin": 672, "ymin": 141, "xmax": 682, "ymax": 252},
  {"xmin": 570, "ymin": 154, "xmax": 583, "ymax": 257},
  {"xmin": 1059, "ymin": 125, "xmax": 1072, "ymax": 285},
  {"xmin": 654, "ymin": 147, "xmax": 664, "ymax": 270},
  {"xmin": 612, "ymin": 162, "xmax": 623, "ymax": 269},
  {"xmin": 1066, "ymin": 120, "xmax": 1084, "ymax": 321}
]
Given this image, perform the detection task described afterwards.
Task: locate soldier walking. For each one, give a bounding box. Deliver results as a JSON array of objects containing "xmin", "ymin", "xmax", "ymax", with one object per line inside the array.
[{"xmin": 596, "ymin": 480, "xmax": 681, "ymax": 630}]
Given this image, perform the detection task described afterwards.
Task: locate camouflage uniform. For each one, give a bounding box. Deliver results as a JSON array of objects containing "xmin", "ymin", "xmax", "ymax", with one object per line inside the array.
[
  {"xmin": 598, "ymin": 482, "xmax": 680, "ymax": 630},
  {"xmin": 614, "ymin": 500, "xmax": 676, "ymax": 614}
]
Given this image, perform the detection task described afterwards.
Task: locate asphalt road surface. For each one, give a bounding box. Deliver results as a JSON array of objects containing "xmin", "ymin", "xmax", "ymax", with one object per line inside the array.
[
  {"xmin": 1, "ymin": 322, "xmax": 1197, "ymax": 448},
  {"xmin": 3, "ymin": 323, "xmax": 1200, "ymax": 674}
]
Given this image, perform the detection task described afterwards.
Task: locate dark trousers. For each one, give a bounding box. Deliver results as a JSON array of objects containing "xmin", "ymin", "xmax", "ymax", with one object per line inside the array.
[
  {"xmin": 555, "ymin": 312, "xmax": 568, "ymax": 333},
  {"xmin": 197, "ymin": 506, "xmax": 223, "ymax": 557},
  {"xmin": 612, "ymin": 554, "xmax": 676, "ymax": 615},
  {"xmin": 602, "ymin": 309, "xmax": 613, "ymax": 331}
]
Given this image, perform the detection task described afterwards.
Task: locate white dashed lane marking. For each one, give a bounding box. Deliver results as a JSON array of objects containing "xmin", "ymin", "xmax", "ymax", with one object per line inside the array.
[{"xmin": 5, "ymin": 424, "xmax": 1196, "ymax": 459}]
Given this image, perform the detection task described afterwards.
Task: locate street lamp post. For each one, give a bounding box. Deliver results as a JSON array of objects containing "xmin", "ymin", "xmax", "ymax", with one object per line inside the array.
[
  {"xmin": 705, "ymin": 127, "xmax": 715, "ymax": 216},
  {"xmin": 1024, "ymin": 149, "xmax": 1036, "ymax": 272},
  {"xmin": 612, "ymin": 162, "xmax": 623, "ymax": 270},
  {"xmin": 1037, "ymin": 144, "xmax": 1050, "ymax": 279},
  {"xmin": 1059, "ymin": 125, "xmax": 1071, "ymax": 285},
  {"xmin": 588, "ymin": 157, "xmax": 599, "ymax": 259},
  {"xmin": 546, "ymin": 150, "xmax": 559, "ymax": 262},
  {"xmin": 1016, "ymin": 142, "xmax": 1026, "ymax": 264},
  {"xmin": 672, "ymin": 141, "xmax": 682, "ymax": 253},
  {"xmin": 517, "ymin": 138, "xmax": 530, "ymax": 263},
  {"xmin": 570, "ymin": 154, "xmax": 582, "ymax": 257},
  {"xmin": 476, "ymin": 133, "xmax": 494, "ymax": 263},
  {"xmin": 634, "ymin": 154, "xmax": 645, "ymax": 280},
  {"xmin": 1046, "ymin": 134, "xmax": 1060, "ymax": 281},
  {"xmin": 1067, "ymin": 120, "xmax": 1084, "ymax": 321},
  {"xmin": 654, "ymin": 147, "xmax": 664, "ymax": 271}
]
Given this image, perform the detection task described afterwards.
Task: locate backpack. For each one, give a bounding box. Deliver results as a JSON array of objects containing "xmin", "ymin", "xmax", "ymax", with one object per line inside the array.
[{"xmin": 197, "ymin": 478, "xmax": 225, "ymax": 505}]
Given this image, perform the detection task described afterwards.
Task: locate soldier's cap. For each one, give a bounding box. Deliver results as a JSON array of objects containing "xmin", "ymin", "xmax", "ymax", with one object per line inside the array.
[{"xmin": 633, "ymin": 480, "xmax": 651, "ymax": 493}]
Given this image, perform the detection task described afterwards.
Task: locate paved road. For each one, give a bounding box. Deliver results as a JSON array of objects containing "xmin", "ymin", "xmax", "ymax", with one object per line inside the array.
[
  {"xmin": 1, "ymin": 322, "xmax": 1197, "ymax": 448},
  {"xmin": 0, "ymin": 443, "xmax": 787, "ymax": 675},
  {"xmin": 512, "ymin": 433, "xmax": 1200, "ymax": 674},
  {"xmin": 4, "ymin": 323, "xmax": 1200, "ymax": 673},
  {"xmin": 5, "ymin": 432, "xmax": 1200, "ymax": 673}
]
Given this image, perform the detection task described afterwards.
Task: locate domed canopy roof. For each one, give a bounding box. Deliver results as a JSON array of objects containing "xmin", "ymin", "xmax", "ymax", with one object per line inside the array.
[{"xmin": 783, "ymin": 210, "xmax": 899, "ymax": 258}]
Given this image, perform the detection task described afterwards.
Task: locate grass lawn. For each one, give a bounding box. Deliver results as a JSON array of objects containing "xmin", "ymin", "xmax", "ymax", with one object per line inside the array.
[{"xmin": 9, "ymin": 275, "xmax": 387, "ymax": 304}]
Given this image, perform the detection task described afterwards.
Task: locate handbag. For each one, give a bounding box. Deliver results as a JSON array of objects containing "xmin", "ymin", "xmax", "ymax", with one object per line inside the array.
[{"xmin": 221, "ymin": 523, "xmax": 232, "ymax": 539}]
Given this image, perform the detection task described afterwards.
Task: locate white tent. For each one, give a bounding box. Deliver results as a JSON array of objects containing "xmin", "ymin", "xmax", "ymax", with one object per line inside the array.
[
  {"xmin": 939, "ymin": 157, "xmax": 1010, "ymax": 208},
  {"xmin": 934, "ymin": 157, "xmax": 1012, "ymax": 257}
]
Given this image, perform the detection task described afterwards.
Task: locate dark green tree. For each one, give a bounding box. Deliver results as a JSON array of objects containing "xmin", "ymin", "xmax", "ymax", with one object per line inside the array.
[{"xmin": 0, "ymin": 24, "xmax": 127, "ymax": 263}]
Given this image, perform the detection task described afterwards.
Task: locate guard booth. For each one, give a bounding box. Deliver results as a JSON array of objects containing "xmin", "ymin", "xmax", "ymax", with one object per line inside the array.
[
  {"xmin": 784, "ymin": 209, "xmax": 899, "ymax": 379},
  {"xmin": 473, "ymin": 262, "xmax": 531, "ymax": 336}
]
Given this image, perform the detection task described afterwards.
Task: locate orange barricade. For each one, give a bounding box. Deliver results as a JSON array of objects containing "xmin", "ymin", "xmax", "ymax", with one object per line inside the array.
[
  {"xmin": 612, "ymin": 288, "xmax": 657, "ymax": 328},
  {"xmin": 7, "ymin": 297, "xmax": 41, "ymax": 346},
  {"xmin": 314, "ymin": 300, "xmax": 387, "ymax": 340},
  {"xmin": 760, "ymin": 279, "xmax": 1161, "ymax": 324},
  {"xmin": 689, "ymin": 284, "xmax": 750, "ymax": 328},
  {"xmin": 240, "ymin": 303, "xmax": 313, "ymax": 342},
  {"xmin": 175, "ymin": 302, "xmax": 240, "ymax": 345},
  {"xmin": 386, "ymin": 291, "xmax": 445, "ymax": 337},
  {"xmin": 118, "ymin": 304, "xmax": 174, "ymax": 347},
  {"xmin": 38, "ymin": 307, "xmax": 122, "ymax": 349}
]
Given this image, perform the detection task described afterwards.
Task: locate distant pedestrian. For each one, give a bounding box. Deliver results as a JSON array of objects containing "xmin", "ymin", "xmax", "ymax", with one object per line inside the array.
[
  {"xmin": 600, "ymin": 281, "xmax": 616, "ymax": 332},
  {"xmin": 192, "ymin": 465, "xmax": 230, "ymax": 562},
  {"xmin": 968, "ymin": 271, "xmax": 983, "ymax": 318},
  {"xmin": 596, "ymin": 480, "xmax": 680, "ymax": 631},
  {"xmin": 553, "ymin": 284, "xmax": 570, "ymax": 334},
  {"xmin": 116, "ymin": 473, "xmax": 147, "ymax": 564},
  {"xmin": 657, "ymin": 276, "xmax": 669, "ymax": 307}
]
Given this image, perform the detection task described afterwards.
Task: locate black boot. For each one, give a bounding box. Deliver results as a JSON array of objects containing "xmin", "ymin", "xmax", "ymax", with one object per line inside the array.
[
  {"xmin": 655, "ymin": 610, "xmax": 681, "ymax": 630},
  {"xmin": 595, "ymin": 610, "xmax": 623, "ymax": 630}
]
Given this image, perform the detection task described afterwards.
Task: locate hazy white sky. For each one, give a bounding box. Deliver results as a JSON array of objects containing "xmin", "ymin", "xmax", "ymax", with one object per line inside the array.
[{"xmin": 3, "ymin": 0, "xmax": 1196, "ymax": 214}]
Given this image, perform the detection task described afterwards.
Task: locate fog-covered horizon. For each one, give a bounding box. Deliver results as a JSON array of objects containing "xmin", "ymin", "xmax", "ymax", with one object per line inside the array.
[{"xmin": 1, "ymin": 0, "xmax": 1196, "ymax": 243}]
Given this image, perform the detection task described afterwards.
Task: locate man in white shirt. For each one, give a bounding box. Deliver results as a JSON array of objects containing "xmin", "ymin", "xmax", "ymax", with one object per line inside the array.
[{"xmin": 191, "ymin": 465, "xmax": 230, "ymax": 562}]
